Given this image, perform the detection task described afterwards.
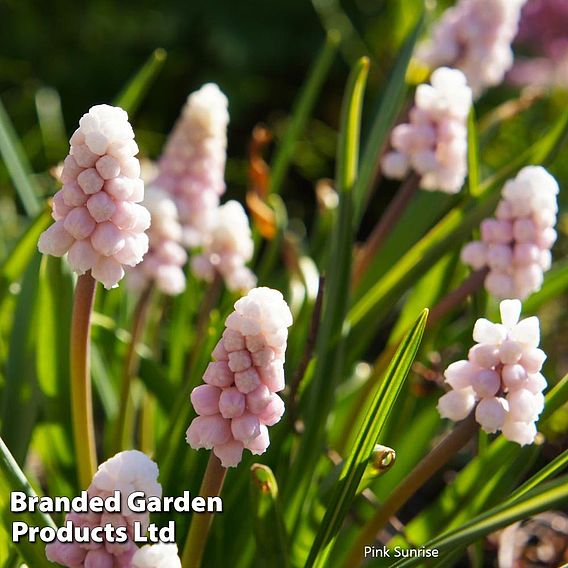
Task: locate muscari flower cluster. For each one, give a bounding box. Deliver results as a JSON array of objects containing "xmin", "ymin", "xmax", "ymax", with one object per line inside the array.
[
  {"xmin": 127, "ymin": 187, "xmax": 187, "ymax": 296},
  {"xmin": 186, "ymin": 287, "xmax": 293, "ymax": 467},
  {"xmin": 38, "ymin": 105, "xmax": 150, "ymax": 289},
  {"xmin": 381, "ymin": 67, "xmax": 472, "ymax": 194},
  {"xmin": 46, "ymin": 451, "xmax": 162, "ymax": 568},
  {"xmin": 132, "ymin": 544, "xmax": 181, "ymax": 568},
  {"xmin": 416, "ymin": 0, "xmax": 527, "ymax": 96},
  {"xmin": 461, "ymin": 166, "xmax": 558, "ymax": 299},
  {"xmin": 509, "ymin": 0, "xmax": 568, "ymax": 88},
  {"xmin": 191, "ymin": 200, "xmax": 256, "ymax": 293},
  {"xmin": 153, "ymin": 83, "xmax": 229, "ymax": 248},
  {"xmin": 438, "ymin": 300, "xmax": 547, "ymax": 446}
]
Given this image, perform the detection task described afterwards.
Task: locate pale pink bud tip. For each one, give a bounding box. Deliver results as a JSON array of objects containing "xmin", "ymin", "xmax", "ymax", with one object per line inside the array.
[
  {"xmin": 132, "ymin": 544, "xmax": 182, "ymax": 568},
  {"xmin": 46, "ymin": 451, "xmax": 162, "ymax": 567},
  {"xmin": 38, "ymin": 104, "xmax": 149, "ymax": 289},
  {"xmin": 437, "ymin": 388, "xmax": 476, "ymax": 421}
]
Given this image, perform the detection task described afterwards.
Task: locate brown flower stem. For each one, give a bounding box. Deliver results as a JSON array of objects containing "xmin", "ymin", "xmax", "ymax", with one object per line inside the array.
[
  {"xmin": 288, "ymin": 276, "xmax": 325, "ymax": 427},
  {"xmin": 70, "ymin": 272, "xmax": 98, "ymax": 489},
  {"xmin": 343, "ymin": 413, "xmax": 478, "ymax": 568},
  {"xmin": 352, "ymin": 173, "xmax": 421, "ymax": 288},
  {"xmin": 114, "ymin": 282, "xmax": 154, "ymax": 453},
  {"xmin": 428, "ymin": 268, "xmax": 488, "ymax": 325},
  {"xmin": 182, "ymin": 454, "xmax": 227, "ymax": 568}
]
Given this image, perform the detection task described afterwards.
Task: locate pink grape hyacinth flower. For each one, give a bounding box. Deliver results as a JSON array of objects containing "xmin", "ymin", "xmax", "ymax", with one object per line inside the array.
[
  {"xmin": 186, "ymin": 287, "xmax": 293, "ymax": 467},
  {"xmin": 127, "ymin": 186, "xmax": 187, "ymax": 295},
  {"xmin": 191, "ymin": 200, "xmax": 256, "ymax": 293},
  {"xmin": 381, "ymin": 67, "xmax": 472, "ymax": 194},
  {"xmin": 152, "ymin": 83, "xmax": 229, "ymax": 248},
  {"xmin": 132, "ymin": 544, "xmax": 181, "ymax": 568},
  {"xmin": 438, "ymin": 299, "xmax": 547, "ymax": 446},
  {"xmin": 38, "ymin": 104, "xmax": 150, "ymax": 289},
  {"xmin": 46, "ymin": 450, "xmax": 162, "ymax": 568},
  {"xmin": 416, "ymin": 0, "xmax": 527, "ymax": 96},
  {"xmin": 461, "ymin": 166, "xmax": 558, "ymax": 299}
]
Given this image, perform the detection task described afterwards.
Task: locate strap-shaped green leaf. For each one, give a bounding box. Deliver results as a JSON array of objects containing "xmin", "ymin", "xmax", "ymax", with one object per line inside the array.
[
  {"xmin": 0, "ymin": 209, "xmax": 50, "ymax": 307},
  {"xmin": 388, "ymin": 475, "xmax": 568, "ymax": 567},
  {"xmin": 0, "ymin": 98, "xmax": 42, "ymax": 216},
  {"xmin": 352, "ymin": 14, "xmax": 424, "ymax": 225},
  {"xmin": 0, "ymin": 436, "xmax": 55, "ymax": 567},
  {"xmin": 250, "ymin": 464, "xmax": 289, "ymax": 568},
  {"xmin": 283, "ymin": 56, "xmax": 369, "ymax": 531},
  {"xmin": 113, "ymin": 48, "xmax": 167, "ymax": 115},
  {"xmin": 306, "ymin": 309, "xmax": 428, "ymax": 568},
  {"xmin": 269, "ymin": 30, "xmax": 340, "ymax": 195}
]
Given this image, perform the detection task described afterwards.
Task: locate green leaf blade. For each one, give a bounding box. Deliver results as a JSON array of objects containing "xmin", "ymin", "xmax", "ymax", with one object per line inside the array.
[{"xmin": 307, "ymin": 309, "xmax": 428, "ymax": 568}]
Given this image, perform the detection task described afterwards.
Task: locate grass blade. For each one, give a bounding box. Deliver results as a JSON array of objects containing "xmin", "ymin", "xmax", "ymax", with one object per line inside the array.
[
  {"xmin": 508, "ymin": 448, "xmax": 568, "ymax": 501},
  {"xmin": 0, "ymin": 436, "xmax": 55, "ymax": 567},
  {"xmin": 306, "ymin": 309, "xmax": 428, "ymax": 568},
  {"xmin": 284, "ymin": 57, "xmax": 369, "ymax": 529},
  {"xmin": 113, "ymin": 48, "xmax": 167, "ymax": 115},
  {"xmin": 467, "ymin": 107, "xmax": 480, "ymax": 196},
  {"xmin": 269, "ymin": 30, "xmax": 340, "ymax": 195},
  {"xmin": 0, "ymin": 253, "xmax": 42, "ymax": 463},
  {"xmin": 352, "ymin": 13, "xmax": 424, "ymax": 225},
  {"xmin": 389, "ymin": 475, "xmax": 568, "ymax": 567},
  {"xmin": 0, "ymin": 98, "xmax": 42, "ymax": 216},
  {"xmin": 35, "ymin": 87, "xmax": 67, "ymax": 163},
  {"xmin": 250, "ymin": 464, "xmax": 289, "ymax": 568},
  {"xmin": 0, "ymin": 209, "xmax": 50, "ymax": 306}
]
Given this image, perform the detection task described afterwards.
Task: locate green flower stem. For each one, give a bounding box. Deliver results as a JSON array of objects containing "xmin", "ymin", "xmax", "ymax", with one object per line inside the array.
[
  {"xmin": 182, "ymin": 453, "xmax": 227, "ymax": 568},
  {"xmin": 70, "ymin": 272, "xmax": 98, "ymax": 489},
  {"xmin": 344, "ymin": 413, "xmax": 478, "ymax": 567},
  {"xmin": 352, "ymin": 173, "xmax": 420, "ymax": 287},
  {"xmin": 114, "ymin": 282, "xmax": 154, "ymax": 453}
]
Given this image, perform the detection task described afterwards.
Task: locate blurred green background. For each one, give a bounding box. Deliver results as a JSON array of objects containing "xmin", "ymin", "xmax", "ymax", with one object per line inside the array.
[{"xmin": 0, "ymin": 1, "xmax": 427, "ymax": 210}]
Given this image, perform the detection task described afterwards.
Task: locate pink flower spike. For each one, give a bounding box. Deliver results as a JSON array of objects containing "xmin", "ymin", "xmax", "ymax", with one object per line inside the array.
[
  {"xmin": 187, "ymin": 286, "xmax": 292, "ymax": 466},
  {"xmin": 415, "ymin": 0, "xmax": 526, "ymax": 96},
  {"xmin": 45, "ymin": 450, "xmax": 161, "ymax": 567},
  {"xmin": 461, "ymin": 166, "xmax": 559, "ymax": 300},
  {"xmin": 191, "ymin": 385, "xmax": 221, "ymax": 416},
  {"xmin": 152, "ymin": 83, "xmax": 229, "ymax": 247},
  {"xmin": 438, "ymin": 299, "xmax": 547, "ymax": 446}
]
